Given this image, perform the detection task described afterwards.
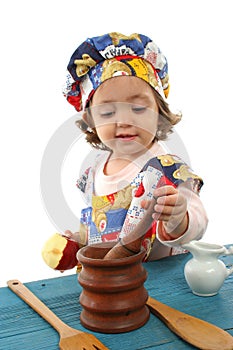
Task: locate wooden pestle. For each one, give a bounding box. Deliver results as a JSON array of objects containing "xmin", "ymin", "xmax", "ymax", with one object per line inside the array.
[{"xmin": 104, "ymin": 196, "xmax": 157, "ymax": 260}]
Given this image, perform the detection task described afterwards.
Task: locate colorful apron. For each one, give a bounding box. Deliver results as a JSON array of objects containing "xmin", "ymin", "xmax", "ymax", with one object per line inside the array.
[{"xmin": 77, "ymin": 154, "xmax": 203, "ymax": 261}]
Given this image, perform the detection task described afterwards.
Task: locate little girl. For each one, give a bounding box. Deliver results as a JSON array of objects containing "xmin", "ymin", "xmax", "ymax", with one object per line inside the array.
[{"xmin": 42, "ymin": 32, "xmax": 208, "ymax": 270}]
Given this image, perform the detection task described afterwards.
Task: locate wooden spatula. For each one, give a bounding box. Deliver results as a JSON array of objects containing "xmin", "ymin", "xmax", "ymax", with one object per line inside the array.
[
  {"xmin": 7, "ymin": 279, "xmax": 109, "ymax": 350},
  {"xmin": 146, "ymin": 296, "xmax": 233, "ymax": 350}
]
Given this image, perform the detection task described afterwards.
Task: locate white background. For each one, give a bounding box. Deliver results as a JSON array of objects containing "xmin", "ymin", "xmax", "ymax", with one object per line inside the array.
[{"xmin": 1, "ymin": 0, "xmax": 233, "ymax": 287}]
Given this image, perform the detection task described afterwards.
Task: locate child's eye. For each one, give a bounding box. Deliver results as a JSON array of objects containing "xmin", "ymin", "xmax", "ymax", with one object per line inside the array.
[
  {"xmin": 132, "ymin": 105, "xmax": 147, "ymax": 114},
  {"xmin": 92, "ymin": 104, "xmax": 116, "ymax": 118},
  {"xmin": 100, "ymin": 110, "xmax": 115, "ymax": 118}
]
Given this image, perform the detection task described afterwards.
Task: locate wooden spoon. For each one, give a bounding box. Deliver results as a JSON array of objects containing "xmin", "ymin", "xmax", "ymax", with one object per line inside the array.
[
  {"xmin": 7, "ymin": 279, "xmax": 109, "ymax": 350},
  {"xmin": 103, "ymin": 194, "xmax": 233, "ymax": 349},
  {"xmin": 104, "ymin": 196, "xmax": 157, "ymax": 260},
  {"xmin": 146, "ymin": 296, "xmax": 233, "ymax": 350}
]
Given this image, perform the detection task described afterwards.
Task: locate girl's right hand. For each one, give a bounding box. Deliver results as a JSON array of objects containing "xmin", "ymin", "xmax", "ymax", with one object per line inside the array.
[{"xmin": 64, "ymin": 230, "xmax": 80, "ymax": 242}]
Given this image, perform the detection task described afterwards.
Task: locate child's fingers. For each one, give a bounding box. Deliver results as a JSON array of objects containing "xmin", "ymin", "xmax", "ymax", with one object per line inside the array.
[
  {"xmin": 63, "ymin": 230, "xmax": 80, "ymax": 242},
  {"xmin": 156, "ymin": 194, "xmax": 178, "ymax": 206},
  {"xmin": 140, "ymin": 199, "xmax": 152, "ymax": 209},
  {"xmin": 152, "ymin": 211, "xmax": 170, "ymax": 221},
  {"xmin": 64, "ymin": 230, "xmax": 73, "ymax": 238},
  {"xmin": 153, "ymin": 185, "xmax": 177, "ymax": 198},
  {"xmin": 141, "ymin": 187, "xmax": 179, "ymax": 212}
]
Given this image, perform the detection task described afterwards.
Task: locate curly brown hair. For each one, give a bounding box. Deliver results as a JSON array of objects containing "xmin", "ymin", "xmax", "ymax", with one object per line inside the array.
[{"xmin": 75, "ymin": 90, "xmax": 182, "ymax": 151}]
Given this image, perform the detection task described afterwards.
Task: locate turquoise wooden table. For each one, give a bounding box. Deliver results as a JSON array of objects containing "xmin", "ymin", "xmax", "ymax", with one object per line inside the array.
[{"xmin": 1, "ymin": 249, "xmax": 233, "ymax": 350}]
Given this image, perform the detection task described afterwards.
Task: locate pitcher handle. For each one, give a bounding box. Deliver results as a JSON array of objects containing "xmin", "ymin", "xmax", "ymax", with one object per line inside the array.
[
  {"xmin": 223, "ymin": 246, "xmax": 233, "ymax": 277},
  {"xmin": 224, "ymin": 245, "xmax": 233, "ymax": 255},
  {"xmin": 226, "ymin": 265, "xmax": 233, "ymax": 277}
]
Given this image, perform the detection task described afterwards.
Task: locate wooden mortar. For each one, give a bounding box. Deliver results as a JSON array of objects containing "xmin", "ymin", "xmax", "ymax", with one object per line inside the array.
[{"xmin": 77, "ymin": 242, "xmax": 149, "ymax": 333}]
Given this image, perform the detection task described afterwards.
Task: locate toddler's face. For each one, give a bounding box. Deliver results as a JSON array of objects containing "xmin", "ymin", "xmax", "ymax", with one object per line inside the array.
[{"xmin": 85, "ymin": 76, "xmax": 159, "ymax": 157}]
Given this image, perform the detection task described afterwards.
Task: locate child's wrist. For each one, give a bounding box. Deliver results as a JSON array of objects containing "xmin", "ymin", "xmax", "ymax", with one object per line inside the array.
[
  {"xmin": 161, "ymin": 213, "xmax": 189, "ymax": 240},
  {"xmin": 160, "ymin": 224, "xmax": 174, "ymax": 240}
]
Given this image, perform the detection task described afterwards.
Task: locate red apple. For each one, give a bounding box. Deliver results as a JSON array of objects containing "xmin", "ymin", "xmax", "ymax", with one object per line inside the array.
[{"xmin": 42, "ymin": 233, "xmax": 79, "ymax": 270}]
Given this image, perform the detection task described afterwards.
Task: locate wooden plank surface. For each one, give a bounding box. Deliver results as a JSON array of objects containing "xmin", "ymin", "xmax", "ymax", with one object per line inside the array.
[{"xmin": 0, "ymin": 250, "xmax": 232, "ymax": 349}]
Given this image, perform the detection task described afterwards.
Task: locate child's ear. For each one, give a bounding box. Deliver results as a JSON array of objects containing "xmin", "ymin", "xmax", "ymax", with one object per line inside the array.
[
  {"xmin": 82, "ymin": 111, "xmax": 88, "ymax": 124},
  {"xmin": 82, "ymin": 111, "xmax": 94, "ymax": 129}
]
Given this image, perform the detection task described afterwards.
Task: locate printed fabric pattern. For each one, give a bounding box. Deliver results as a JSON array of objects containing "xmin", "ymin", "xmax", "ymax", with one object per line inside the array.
[{"xmin": 76, "ymin": 154, "xmax": 203, "ymax": 261}]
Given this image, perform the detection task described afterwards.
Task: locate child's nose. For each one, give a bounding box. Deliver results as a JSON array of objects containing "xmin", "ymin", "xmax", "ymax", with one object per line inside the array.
[
  {"xmin": 117, "ymin": 119, "xmax": 131, "ymax": 127},
  {"xmin": 116, "ymin": 110, "xmax": 134, "ymax": 126}
]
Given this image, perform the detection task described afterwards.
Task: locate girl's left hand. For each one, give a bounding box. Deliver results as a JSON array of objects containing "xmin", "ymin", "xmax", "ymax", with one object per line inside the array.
[{"xmin": 142, "ymin": 185, "xmax": 188, "ymax": 237}]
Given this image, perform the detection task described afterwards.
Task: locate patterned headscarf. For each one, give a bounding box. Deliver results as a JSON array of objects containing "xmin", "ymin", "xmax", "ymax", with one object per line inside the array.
[{"xmin": 63, "ymin": 32, "xmax": 169, "ymax": 112}]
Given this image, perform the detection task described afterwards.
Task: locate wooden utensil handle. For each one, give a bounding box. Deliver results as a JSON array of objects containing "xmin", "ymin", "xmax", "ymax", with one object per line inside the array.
[
  {"xmin": 146, "ymin": 296, "xmax": 233, "ymax": 350},
  {"xmin": 7, "ymin": 279, "xmax": 72, "ymax": 335},
  {"xmin": 104, "ymin": 196, "xmax": 157, "ymax": 260}
]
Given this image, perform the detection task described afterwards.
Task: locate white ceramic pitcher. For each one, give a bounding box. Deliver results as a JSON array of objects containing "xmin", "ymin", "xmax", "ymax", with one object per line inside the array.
[{"xmin": 182, "ymin": 240, "xmax": 233, "ymax": 297}]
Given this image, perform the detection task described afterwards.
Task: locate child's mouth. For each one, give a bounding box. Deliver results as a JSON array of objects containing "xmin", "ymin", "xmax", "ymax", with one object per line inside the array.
[{"xmin": 116, "ymin": 134, "xmax": 137, "ymax": 141}]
